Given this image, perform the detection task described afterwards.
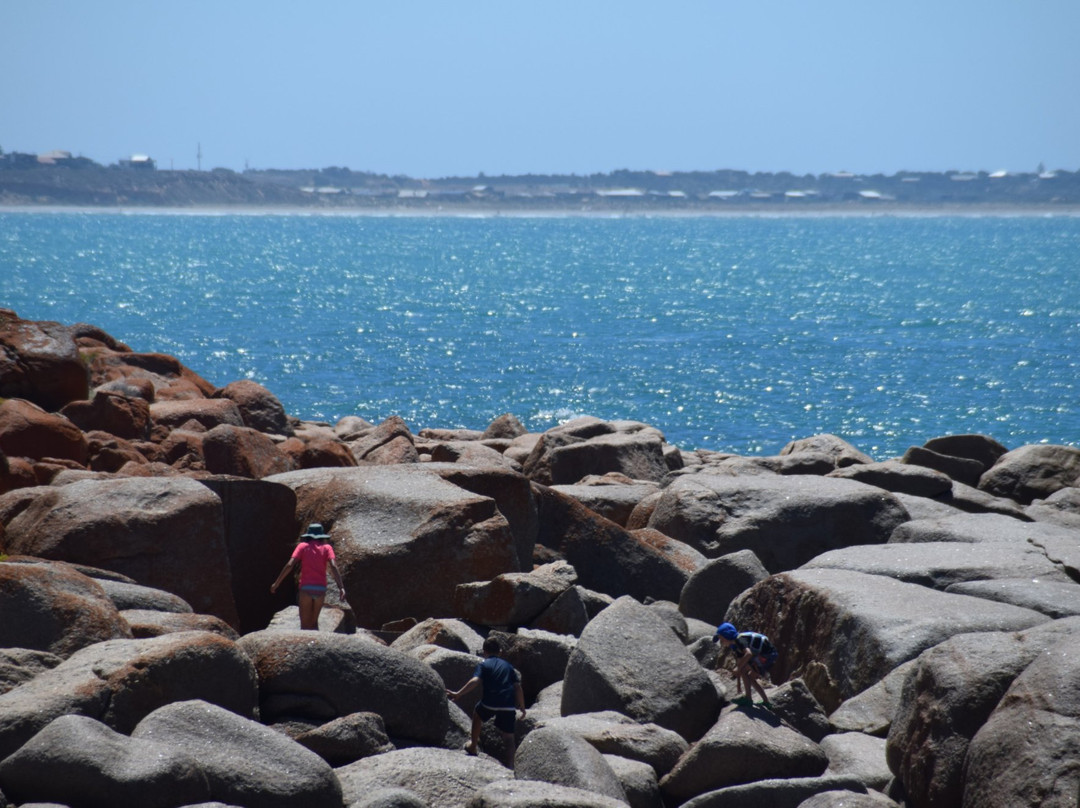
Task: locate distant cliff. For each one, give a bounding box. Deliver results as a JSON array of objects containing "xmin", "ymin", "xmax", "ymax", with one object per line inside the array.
[{"xmin": 2, "ymin": 159, "xmax": 1079, "ymax": 210}]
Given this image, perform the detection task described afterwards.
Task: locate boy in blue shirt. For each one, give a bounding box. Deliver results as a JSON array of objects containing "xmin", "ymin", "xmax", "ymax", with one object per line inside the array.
[
  {"xmin": 712, "ymin": 621, "xmax": 778, "ymax": 710},
  {"xmin": 447, "ymin": 637, "xmax": 527, "ymax": 766}
]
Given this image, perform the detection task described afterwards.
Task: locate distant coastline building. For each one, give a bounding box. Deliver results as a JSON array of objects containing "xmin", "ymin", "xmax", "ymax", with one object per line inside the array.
[
  {"xmin": 119, "ymin": 154, "xmax": 156, "ymax": 170},
  {"xmin": 37, "ymin": 150, "xmax": 74, "ymax": 166},
  {"xmin": 596, "ymin": 188, "xmax": 645, "ymax": 197}
]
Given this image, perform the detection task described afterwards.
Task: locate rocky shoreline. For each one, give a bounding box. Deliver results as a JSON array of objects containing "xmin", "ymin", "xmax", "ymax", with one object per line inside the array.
[{"xmin": 1, "ymin": 308, "xmax": 1078, "ymax": 808}]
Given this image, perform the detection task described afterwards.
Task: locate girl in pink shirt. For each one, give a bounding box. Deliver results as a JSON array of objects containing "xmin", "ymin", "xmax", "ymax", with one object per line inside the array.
[{"xmin": 271, "ymin": 522, "xmax": 347, "ymax": 630}]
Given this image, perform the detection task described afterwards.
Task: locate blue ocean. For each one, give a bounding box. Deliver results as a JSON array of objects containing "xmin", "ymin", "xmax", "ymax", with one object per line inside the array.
[{"xmin": 2, "ymin": 211, "xmax": 1077, "ymax": 459}]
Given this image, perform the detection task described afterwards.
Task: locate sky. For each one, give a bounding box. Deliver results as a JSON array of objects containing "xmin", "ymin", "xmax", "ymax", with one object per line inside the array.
[{"xmin": 3, "ymin": 1, "xmax": 1078, "ymax": 178}]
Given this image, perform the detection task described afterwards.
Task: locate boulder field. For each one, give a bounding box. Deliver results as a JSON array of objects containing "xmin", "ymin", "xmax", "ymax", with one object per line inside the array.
[{"xmin": 1, "ymin": 308, "xmax": 1079, "ymax": 807}]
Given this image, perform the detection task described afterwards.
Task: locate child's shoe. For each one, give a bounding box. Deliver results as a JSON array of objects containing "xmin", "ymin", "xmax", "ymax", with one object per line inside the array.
[
  {"xmin": 756, "ymin": 699, "xmax": 773, "ymax": 711},
  {"xmin": 731, "ymin": 696, "xmax": 752, "ymax": 707}
]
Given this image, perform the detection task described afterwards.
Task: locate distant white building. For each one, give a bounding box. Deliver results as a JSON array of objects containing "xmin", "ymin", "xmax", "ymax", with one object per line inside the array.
[
  {"xmin": 119, "ymin": 154, "xmax": 156, "ymax": 169},
  {"xmin": 596, "ymin": 188, "xmax": 645, "ymax": 197}
]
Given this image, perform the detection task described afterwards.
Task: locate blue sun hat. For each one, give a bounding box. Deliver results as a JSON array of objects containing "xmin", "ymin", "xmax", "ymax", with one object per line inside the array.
[
  {"xmin": 713, "ymin": 622, "xmax": 739, "ymax": 642},
  {"xmin": 301, "ymin": 523, "xmax": 331, "ymax": 540}
]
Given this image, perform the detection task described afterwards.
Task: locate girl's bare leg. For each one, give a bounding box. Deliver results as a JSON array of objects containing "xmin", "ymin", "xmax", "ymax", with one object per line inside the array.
[{"xmin": 298, "ymin": 593, "xmax": 325, "ymax": 630}]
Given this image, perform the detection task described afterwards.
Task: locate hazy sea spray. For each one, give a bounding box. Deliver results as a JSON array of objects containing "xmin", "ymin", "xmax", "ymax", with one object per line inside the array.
[{"xmin": 2, "ymin": 212, "xmax": 1078, "ymax": 457}]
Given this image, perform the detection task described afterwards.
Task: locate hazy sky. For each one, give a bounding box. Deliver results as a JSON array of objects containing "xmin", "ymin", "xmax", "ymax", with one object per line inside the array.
[{"xmin": 3, "ymin": 1, "xmax": 1078, "ymax": 178}]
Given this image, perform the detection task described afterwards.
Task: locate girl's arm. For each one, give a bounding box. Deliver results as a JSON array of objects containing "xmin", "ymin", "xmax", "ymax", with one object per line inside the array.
[
  {"xmin": 270, "ymin": 557, "xmax": 298, "ymax": 593},
  {"xmin": 328, "ymin": 558, "xmax": 347, "ymax": 600}
]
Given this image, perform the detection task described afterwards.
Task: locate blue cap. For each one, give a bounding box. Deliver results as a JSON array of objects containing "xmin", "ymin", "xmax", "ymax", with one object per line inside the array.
[{"xmin": 714, "ymin": 622, "xmax": 738, "ymax": 641}]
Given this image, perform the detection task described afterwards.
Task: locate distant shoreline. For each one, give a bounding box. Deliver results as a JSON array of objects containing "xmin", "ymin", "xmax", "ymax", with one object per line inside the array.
[{"xmin": 3, "ymin": 201, "xmax": 1080, "ymax": 218}]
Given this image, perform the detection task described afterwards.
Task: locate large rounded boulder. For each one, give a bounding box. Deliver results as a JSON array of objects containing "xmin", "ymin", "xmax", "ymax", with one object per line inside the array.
[
  {"xmin": 0, "ymin": 398, "xmax": 88, "ymax": 465},
  {"xmin": 0, "ymin": 713, "xmax": 210, "ymax": 808},
  {"xmin": 0, "ymin": 557, "xmax": 132, "ymax": 657},
  {"xmin": 0, "ymin": 310, "xmax": 89, "ymax": 411},
  {"xmin": 659, "ymin": 707, "xmax": 828, "ymax": 804},
  {"xmin": 238, "ymin": 629, "xmax": 449, "ymax": 745},
  {"xmin": 132, "ymin": 699, "xmax": 342, "ymax": 808},
  {"xmin": 0, "ymin": 631, "xmax": 258, "ymax": 760},
  {"xmin": 0, "ymin": 476, "xmax": 239, "ymax": 626},
  {"xmin": 961, "ymin": 631, "xmax": 1080, "ymax": 807},
  {"xmin": 265, "ymin": 465, "xmax": 520, "ymax": 628},
  {"xmin": 562, "ymin": 596, "xmax": 721, "ymax": 741},
  {"xmin": 978, "ymin": 444, "xmax": 1080, "ymax": 505}
]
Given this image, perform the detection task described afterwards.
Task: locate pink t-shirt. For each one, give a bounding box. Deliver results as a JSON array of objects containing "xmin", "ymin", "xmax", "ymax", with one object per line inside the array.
[{"xmin": 291, "ymin": 541, "xmax": 335, "ymax": 587}]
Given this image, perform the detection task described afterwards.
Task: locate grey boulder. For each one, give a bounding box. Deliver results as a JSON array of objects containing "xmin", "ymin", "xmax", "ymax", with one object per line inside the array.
[
  {"xmin": 962, "ymin": 630, "xmax": 1080, "ymax": 807},
  {"xmin": 0, "ymin": 713, "xmax": 210, "ymax": 808},
  {"xmin": 238, "ymin": 629, "xmax": 449, "ymax": 745},
  {"xmin": 679, "ymin": 774, "xmax": 868, "ymax": 808},
  {"xmin": 726, "ymin": 568, "xmax": 1049, "ymax": 701},
  {"xmin": 337, "ymin": 747, "xmax": 511, "ymax": 808},
  {"xmin": 132, "ymin": 699, "xmax": 342, "ymax": 808},
  {"xmin": 533, "ymin": 711, "xmax": 688, "ymax": 777},
  {"xmin": 0, "ymin": 558, "xmax": 131, "ymax": 658},
  {"xmin": 468, "ymin": 779, "xmax": 628, "ymax": 808},
  {"xmin": 562, "ymin": 596, "xmax": 720, "ymax": 741},
  {"xmin": 802, "ymin": 538, "xmax": 1074, "ymax": 590},
  {"xmin": 0, "ymin": 631, "xmax": 258, "ymax": 760},
  {"xmin": 646, "ymin": 474, "xmax": 908, "ymax": 570},
  {"xmin": 887, "ymin": 618, "xmax": 1080, "ymax": 808},
  {"xmin": 513, "ymin": 726, "xmax": 628, "ymax": 803},
  {"xmin": 658, "ymin": 707, "xmax": 828, "ymax": 804}
]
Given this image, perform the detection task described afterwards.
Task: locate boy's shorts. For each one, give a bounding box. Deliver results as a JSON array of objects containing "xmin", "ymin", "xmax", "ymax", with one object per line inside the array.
[
  {"xmin": 475, "ymin": 704, "xmax": 516, "ymax": 733},
  {"xmin": 750, "ymin": 650, "xmax": 779, "ymax": 675}
]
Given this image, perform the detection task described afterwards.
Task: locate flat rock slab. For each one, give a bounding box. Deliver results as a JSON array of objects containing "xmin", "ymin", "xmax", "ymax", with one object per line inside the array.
[
  {"xmin": 889, "ymin": 512, "xmax": 1079, "ymax": 545},
  {"xmin": 468, "ymin": 779, "xmax": 629, "ymax": 808},
  {"xmin": 802, "ymin": 540, "xmax": 1074, "ymax": 590},
  {"xmin": 646, "ymin": 473, "xmax": 908, "ymax": 570},
  {"xmin": 945, "ymin": 578, "xmax": 1080, "ymax": 619},
  {"xmin": 820, "ymin": 732, "xmax": 891, "ymax": 791},
  {"xmin": 680, "ymin": 774, "xmax": 869, "ymax": 808},
  {"xmin": 727, "ymin": 568, "xmax": 1050, "ymax": 700}
]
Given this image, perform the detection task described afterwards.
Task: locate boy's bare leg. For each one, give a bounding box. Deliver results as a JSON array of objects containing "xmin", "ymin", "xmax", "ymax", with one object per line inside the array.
[
  {"xmin": 466, "ymin": 713, "xmax": 482, "ymax": 754},
  {"xmin": 500, "ymin": 731, "xmax": 516, "ymax": 768}
]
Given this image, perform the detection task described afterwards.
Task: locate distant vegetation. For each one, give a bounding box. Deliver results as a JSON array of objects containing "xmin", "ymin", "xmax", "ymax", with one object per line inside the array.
[{"xmin": 2, "ymin": 148, "xmax": 1078, "ymax": 209}]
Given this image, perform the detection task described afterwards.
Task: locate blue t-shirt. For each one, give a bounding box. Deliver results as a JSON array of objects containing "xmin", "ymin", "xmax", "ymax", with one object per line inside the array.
[{"xmin": 473, "ymin": 656, "xmax": 519, "ymax": 710}]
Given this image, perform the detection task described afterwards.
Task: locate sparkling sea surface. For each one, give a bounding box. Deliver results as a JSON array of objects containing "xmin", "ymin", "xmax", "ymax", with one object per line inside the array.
[{"xmin": 1, "ymin": 210, "xmax": 1078, "ymax": 459}]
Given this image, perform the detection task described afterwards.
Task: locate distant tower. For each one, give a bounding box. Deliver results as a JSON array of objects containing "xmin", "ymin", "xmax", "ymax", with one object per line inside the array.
[{"xmin": 197, "ymin": 142, "xmax": 203, "ymax": 171}]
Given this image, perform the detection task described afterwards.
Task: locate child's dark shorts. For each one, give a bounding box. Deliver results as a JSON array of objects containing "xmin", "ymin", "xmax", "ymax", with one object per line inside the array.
[
  {"xmin": 750, "ymin": 650, "xmax": 779, "ymax": 675},
  {"xmin": 475, "ymin": 704, "xmax": 516, "ymax": 733}
]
